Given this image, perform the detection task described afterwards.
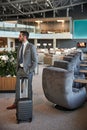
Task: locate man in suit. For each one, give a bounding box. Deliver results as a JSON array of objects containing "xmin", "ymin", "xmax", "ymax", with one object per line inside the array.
[{"xmin": 7, "ymin": 31, "xmax": 37, "ymax": 109}]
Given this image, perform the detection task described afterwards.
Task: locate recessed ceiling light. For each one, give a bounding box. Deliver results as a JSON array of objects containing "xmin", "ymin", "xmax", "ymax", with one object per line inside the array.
[
  {"xmin": 57, "ymin": 20, "xmax": 64, "ymax": 23},
  {"xmin": 35, "ymin": 20, "xmax": 43, "ymax": 23}
]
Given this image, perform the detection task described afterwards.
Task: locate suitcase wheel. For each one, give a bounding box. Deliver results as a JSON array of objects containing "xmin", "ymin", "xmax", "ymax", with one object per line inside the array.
[
  {"xmin": 29, "ymin": 118, "xmax": 32, "ymax": 122},
  {"xmin": 17, "ymin": 120, "xmax": 20, "ymax": 124}
]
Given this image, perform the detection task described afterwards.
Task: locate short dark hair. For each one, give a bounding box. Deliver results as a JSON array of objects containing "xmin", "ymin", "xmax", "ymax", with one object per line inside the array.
[{"xmin": 20, "ymin": 31, "xmax": 29, "ymax": 39}]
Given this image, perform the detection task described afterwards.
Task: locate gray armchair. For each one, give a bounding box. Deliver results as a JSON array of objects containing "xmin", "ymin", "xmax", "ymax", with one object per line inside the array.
[
  {"xmin": 54, "ymin": 59, "xmax": 85, "ymax": 77},
  {"xmin": 42, "ymin": 67, "xmax": 86, "ymax": 110},
  {"xmin": 54, "ymin": 60, "xmax": 74, "ymax": 72},
  {"xmin": 54, "ymin": 60, "xmax": 85, "ymax": 88}
]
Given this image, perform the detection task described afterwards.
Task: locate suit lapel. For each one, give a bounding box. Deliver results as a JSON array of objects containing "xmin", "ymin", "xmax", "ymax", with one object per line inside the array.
[{"xmin": 18, "ymin": 44, "xmax": 22, "ymax": 59}]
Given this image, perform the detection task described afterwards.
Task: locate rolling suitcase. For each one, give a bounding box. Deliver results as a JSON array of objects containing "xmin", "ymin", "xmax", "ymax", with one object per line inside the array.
[{"xmin": 16, "ymin": 76, "xmax": 32, "ymax": 123}]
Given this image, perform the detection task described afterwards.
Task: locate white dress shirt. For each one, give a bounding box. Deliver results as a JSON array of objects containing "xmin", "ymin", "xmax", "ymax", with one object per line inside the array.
[{"xmin": 20, "ymin": 41, "xmax": 28, "ymax": 67}]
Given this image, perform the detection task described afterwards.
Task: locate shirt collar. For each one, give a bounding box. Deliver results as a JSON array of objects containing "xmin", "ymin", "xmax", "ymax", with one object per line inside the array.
[{"xmin": 22, "ymin": 40, "xmax": 28, "ymax": 46}]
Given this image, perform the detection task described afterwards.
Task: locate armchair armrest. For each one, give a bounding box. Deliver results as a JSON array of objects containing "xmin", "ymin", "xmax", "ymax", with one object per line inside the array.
[{"xmin": 72, "ymin": 88, "xmax": 80, "ymax": 92}]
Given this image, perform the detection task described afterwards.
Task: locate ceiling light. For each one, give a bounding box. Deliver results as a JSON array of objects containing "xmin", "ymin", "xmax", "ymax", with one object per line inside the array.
[
  {"xmin": 35, "ymin": 20, "xmax": 43, "ymax": 23},
  {"xmin": 37, "ymin": 43, "xmax": 40, "ymax": 46},
  {"xmin": 43, "ymin": 43, "xmax": 47, "ymax": 46},
  {"xmin": 48, "ymin": 43, "xmax": 52, "ymax": 46},
  {"xmin": 57, "ymin": 20, "xmax": 64, "ymax": 22}
]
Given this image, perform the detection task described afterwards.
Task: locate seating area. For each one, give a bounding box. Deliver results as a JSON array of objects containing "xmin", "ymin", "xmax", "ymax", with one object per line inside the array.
[
  {"xmin": 37, "ymin": 47, "xmax": 77, "ymax": 65},
  {"xmin": 42, "ymin": 50, "xmax": 87, "ymax": 110}
]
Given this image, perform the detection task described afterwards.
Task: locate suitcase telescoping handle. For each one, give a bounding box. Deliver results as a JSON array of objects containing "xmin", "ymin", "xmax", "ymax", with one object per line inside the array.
[{"xmin": 19, "ymin": 76, "xmax": 29, "ymax": 99}]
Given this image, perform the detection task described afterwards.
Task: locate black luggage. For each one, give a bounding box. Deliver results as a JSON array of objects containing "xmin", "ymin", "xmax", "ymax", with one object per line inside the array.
[{"xmin": 16, "ymin": 76, "xmax": 32, "ymax": 123}]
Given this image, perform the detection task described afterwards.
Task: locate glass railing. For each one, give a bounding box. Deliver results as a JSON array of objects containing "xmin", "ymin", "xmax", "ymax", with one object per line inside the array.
[{"xmin": 0, "ymin": 22, "xmax": 35, "ymax": 33}]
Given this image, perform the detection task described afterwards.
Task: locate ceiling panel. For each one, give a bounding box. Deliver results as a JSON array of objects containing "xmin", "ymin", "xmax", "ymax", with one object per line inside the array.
[{"xmin": 0, "ymin": 0, "xmax": 86, "ymax": 21}]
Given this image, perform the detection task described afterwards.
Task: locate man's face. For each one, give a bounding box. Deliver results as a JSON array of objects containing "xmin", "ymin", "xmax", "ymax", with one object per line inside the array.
[{"xmin": 18, "ymin": 33, "xmax": 24, "ymax": 42}]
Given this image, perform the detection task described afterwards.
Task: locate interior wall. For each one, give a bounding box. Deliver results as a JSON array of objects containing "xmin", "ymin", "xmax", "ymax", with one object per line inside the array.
[{"xmin": 56, "ymin": 39, "xmax": 87, "ymax": 52}]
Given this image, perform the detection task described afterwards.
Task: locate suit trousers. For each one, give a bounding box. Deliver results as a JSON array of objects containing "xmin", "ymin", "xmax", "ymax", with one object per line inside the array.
[{"xmin": 14, "ymin": 68, "xmax": 33, "ymax": 104}]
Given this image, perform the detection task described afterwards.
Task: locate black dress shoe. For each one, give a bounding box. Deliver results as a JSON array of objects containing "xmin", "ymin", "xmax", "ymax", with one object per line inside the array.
[
  {"xmin": 6, "ymin": 104, "xmax": 16, "ymax": 110},
  {"xmin": 85, "ymin": 98, "xmax": 87, "ymax": 102}
]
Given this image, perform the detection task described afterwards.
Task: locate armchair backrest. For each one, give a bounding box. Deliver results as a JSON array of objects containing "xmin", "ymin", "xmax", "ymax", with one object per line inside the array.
[
  {"xmin": 63, "ymin": 55, "xmax": 80, "ymax": 75},
  {"xmin": 54, "ymin": 60, "xmax": 74, "ymax": 72},
  {"xmin": 42, "ymin": 67, "xmax": 74, "ymax": 105}
]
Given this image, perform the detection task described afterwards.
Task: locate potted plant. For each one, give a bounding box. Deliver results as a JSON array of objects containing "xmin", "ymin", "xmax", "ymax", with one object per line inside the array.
[{"xmin": 0, "ymin": 50, "xmax": 17, "ymax": 92}]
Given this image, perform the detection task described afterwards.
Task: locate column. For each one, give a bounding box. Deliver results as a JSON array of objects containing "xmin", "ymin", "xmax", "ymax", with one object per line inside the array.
[
  {"xmin": 53, "ymin": 38, "xmax": 56, "ymax": 53},
  {"xmin": 34, "ymin": 39, "xmax": 37, "ymax": 48}
]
